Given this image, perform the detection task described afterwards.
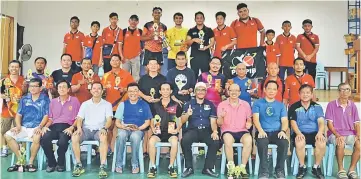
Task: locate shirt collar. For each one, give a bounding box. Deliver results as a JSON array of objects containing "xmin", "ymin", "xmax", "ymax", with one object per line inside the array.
[
  {"xmin": 225, "ymin": 98, "xmax": 243, "ymax": 106},
  {"xmin": 109, "ymin": 25, "xmax": 119, "ymax": 30},
  {"xmin": 216, "ymin": 25, "xmax": 227, "ymax": 31},
  {"xmin": 191, "ymin": 98, "xmax": 206, "ymax": 105},
  {"xmin": 57, "ymin": 96, "xmax": 71, "ymax": 103},
  {"xmin": 70, "ymin": 30, "xmax": 79, "ymax": 35},
  {"xmin": 265, "ymin": 41, "xmax": 274, "ymax": 46},
  {"xmin": 282, "ymin": 33, "xmax": 291, "ymax": 37},
  {"xmin": 336, "ymin": 99, "xmax": 350, "ymax": 107}
]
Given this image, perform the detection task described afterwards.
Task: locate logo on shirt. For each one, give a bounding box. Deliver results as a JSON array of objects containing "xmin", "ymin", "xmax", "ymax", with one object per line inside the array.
[
  {"xmin": 192, "ymin": 32, "xmax": 197, "ymax": 35},
  {"xmin": 305, "ymin": 82, "xmax": 308, "ymax": 84},
  {"xmin": 311, "ymin": 37, "xmax": 314, "ymax": 40},
  {"xmin": 292, "ymin": 82, "xmax": 296, "ymax": 85},
  {"xmin": 175, "ymin": 74, "xmax": 187, "ymax": 90},
  {"xmin": 76, "ymin": 36, "xmax": 79, "ymax": 38},
  {"xmin": 69, "ymin": 106, "xmax": 73, "ymax": 111},
  {"xmin": 251, "ymin": 23, "xmax": 255, "ymax": 25},
  {"xmin": 266, "ymin": 106, "xmax": 274, "ymax": 117},
  {"xmin": 204, "ymin": 105, "xmax": 211, "ymax": 110},
  {"xmin": 88, "ymin": 40, "xmax": 91, "ymax": 44},
  {"xmin": 280, "ymin": 41, "xmax": 283, "ymax": 44},
  {"xmin": 139, "ymin": 109, "xmax": 143, "ymax": 113},
  {"xmin": 108, "ymin": 33, "xmax": 111, "ymax": 36},
  {"xmin": 223, "ymin": 32, "xmax": 227, "ymax": 35},
  {"xmin": 67, "ymin": 37, "xmax": 70, "ymax": 39},
  {"xmin": 290, "ymin": 41, "xmax": 293, "ymax": 43}
]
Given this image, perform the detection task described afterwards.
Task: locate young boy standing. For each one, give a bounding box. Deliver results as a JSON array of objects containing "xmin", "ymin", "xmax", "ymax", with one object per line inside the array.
[
  {"xmin": 264, "ymin": 29, "xmax": 280, "ymax": 66},
  {"xmin": 83, "ymin": 21, "xmax": 103, "ymax": 74}
]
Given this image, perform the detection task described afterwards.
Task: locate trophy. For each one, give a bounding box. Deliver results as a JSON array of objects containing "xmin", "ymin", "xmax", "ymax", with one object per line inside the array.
[
  {"xmin": 45, "ymin": 77, "xmax": 54, "ymax": 89},
  {"xmin": 150, "ymin": 88, "xmax": 155, "ymax": 99},
  {"xmin": 4, "ymin": 78, "xmax": 12, "ymax": 102},
  {"xmin": 153, "ymin": 115, "xmax": 162, "ymax": 134},
  {"xmin": 87, "ymin": 69, "xmax": 94, "ymax": 90},
  {"xmin": 168, "ymin": 115, "xmax": 177, "ymax": 134},
  {"xmin": 114, "ymin": 76, "xmax": 121, "ymax": 90},
  {"xmin": 227, "ymin": 79, "xmax": 234, "ymax": 85},
  {"xmin": 26, "ymin": 69, "xmax": 33, "ymax": 82},
  {"xmin": 18, "ymin": 146, "xmax": 26, "ymax": 172},
  {"xmin": 44, "ymin": 68, "xmax": 51, "ymax": 77},
  {"xmin": 226, "ymin": 161, "xmax": 235, "ymax": 179},
  {"xmin": 198, "ymin": 30, "xmax": 205, "ymax": 49},
  {"xmin": 215, "ymin": 79, "xmax": 221, "ymax": 90},
  {"xmin": 207, "ymin": 74, "xmax": 212, "ymax": 86},
  {"xmin": 160, "ymin": 31, "xmax": 171, "ymax": 51},
  {"xmin": 153, "ymin": 23, "xmax": 159, "ymax": 41}
]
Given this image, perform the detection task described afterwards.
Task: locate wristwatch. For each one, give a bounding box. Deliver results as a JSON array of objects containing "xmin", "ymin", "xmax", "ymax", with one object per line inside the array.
[
  {"xmin": 102, "ymin": 127, "xmax": 108, "ymax": 132},
  {"xmin": 281, "ymin": 130, "xmax": 286, "ymax": 134}
]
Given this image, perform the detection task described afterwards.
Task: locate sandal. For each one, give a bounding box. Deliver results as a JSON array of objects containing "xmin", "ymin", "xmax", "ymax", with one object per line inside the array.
[
  {"xmin": 7, "ymin": 165, "xmax": 19, "ymax": 172},
  {"xmin": 26, "ymin": 164, "xmax": 37, "ymax": 172}
]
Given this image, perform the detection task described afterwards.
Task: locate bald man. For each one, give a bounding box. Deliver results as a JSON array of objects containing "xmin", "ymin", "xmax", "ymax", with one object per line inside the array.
[
  {"xmin": 217, "ymin": 84, "xmax": 253, "ymax": 178},
  {"xmin": 226, "ymin": 63, "xmax": 255, "ymax": 107},
  {"xmin": 257, "ymin": 62, "xmax": 284, "ymax": 102}
]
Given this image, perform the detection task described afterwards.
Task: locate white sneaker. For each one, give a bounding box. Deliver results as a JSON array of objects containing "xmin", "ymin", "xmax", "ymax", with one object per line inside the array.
[{"xmin": 0, "ymin": 148, "xmax": 8, "ymax": 157}]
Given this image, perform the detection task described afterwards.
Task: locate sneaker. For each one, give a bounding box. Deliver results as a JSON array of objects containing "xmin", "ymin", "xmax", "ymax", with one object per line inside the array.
[
  {"xmin": 72, "ymin": 164, "xmax": 85, "ymax": 177},
  {"xmin": 98, "ymin": 165, "xmax": 107, "ymax": 179},
  {"xmin": 147, "ymin": 167, "xmax": 156, "ymax": 178},
  {"xmin": 239, "ymin": 166, "xmax": 248, "ymax": 178},
  {"xmin": 0, "ymin": 148, "xmax": 8, "ymax": 157},
  {"xmin": 337, "ymin": 170, "xmax": 348, "ymax": 179},
  {"xmin": 258, "ymin": 172, "xmax": 269, "ymax": 179},
  {"xmin": 115, "ymin": 167, "xmax": 122, "ymax": 174},
  {"xmin": 275, "ymin": 170, "xmax": 286, "ymax": 179},
  {"xmin": 312, "ymin": 167, "xmax": 325, "ymax": 179},
  {"xmin": 143, "ymin": 152, "xmax": 149, "ymax": 158},
  {"xmin": 168, "ymin": 166, "xmax": 177, "ymax": 178},
  {"xmin": 347, "ymin": 171, "xmax": 358, "ymax": 179},
  {"xmin": 132, "ymin": 166, "xmax": 140, "ymax": 174},
  {"xmin": 296, "ymin": 166, "xmax": 307, "ymax": 178}
]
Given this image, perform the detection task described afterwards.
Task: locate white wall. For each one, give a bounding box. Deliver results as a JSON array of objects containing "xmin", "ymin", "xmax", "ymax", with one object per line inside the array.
[{"xmin": 16, "ymin": 1, "xmax": 348, "ymax": 86}]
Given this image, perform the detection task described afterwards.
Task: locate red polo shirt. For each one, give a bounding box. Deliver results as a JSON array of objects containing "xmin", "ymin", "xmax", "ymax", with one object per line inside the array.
[
  {"xmin": 63, "ymin": 30, "xmax": 85, "ymax": 62},
  {"xmin": 213, "ymin": 26, "xmax": 237, "ymax": 58},
  {"xmin": 296, "ymin": 33, "xmax": 320, "ymax": 63},
  {"xmin": 275, "ymin": 33, "xmax": 297, "ymax": 67},
  {"xmin": 231, "ymin": 17, "xmax": 264, "ymax": 48}
]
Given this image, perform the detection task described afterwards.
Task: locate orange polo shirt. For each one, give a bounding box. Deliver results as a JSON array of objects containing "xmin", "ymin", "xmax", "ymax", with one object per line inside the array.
[
  {"xmin": 83, "ymin": 34, "xmax": 103, "ymax": 65},
  {"xmin": 283, "ymin": 73, "xmax": 315, "ymax": 105},
  {"xmin": 71, "ymin": 72, "xmax": 101, "ymax": 104},
  {"xmin": 123, "ymin": 28, "xmax": 142, "ymax": 60},
  {"xmin": 296, "ymin": 33, "xmax": 320, "ymax": 63},
  {"xmin": 101, "ymin": 69, "xmax": 134, "ymax": 111},
  {"xmin": 265, "ymin": 42, "xmax": 280, "ymax": 65},
  {"xmin": 102, "ymin": 26, "xmax": 123, "ymax": 58},
  {"xmin": 63, "ymin": 31, "xmax": 85, "ymax": 62},
  {"xmin": 231, "ymin": 17, "xmax": 264, "ymax": 48},
  {"xmin": 257, "ymin": 77, "xmax": 283, "ymax": 102},
  {"xmin": 213, "ymin": 26, "xmax": 237, "ymax": 58},
  {"xmin": 1, "ymin": 75, "xmax": 25, "ymax": 118},
  {"xmin": 275, "ymin": 33, "xmax": 297, "ymax": 67},
  {"xmin": 143, "ymin": 21, "xmax": 167, "ymax": 53}
]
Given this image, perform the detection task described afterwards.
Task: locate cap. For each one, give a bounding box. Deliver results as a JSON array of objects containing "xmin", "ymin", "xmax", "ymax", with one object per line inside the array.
[
  {"xmin": 195, "ymin": 82, "xmax": 207, "ymax": 90},
  {"xmin": 302, "ymin": 19, "xmax": 312, "ymax": 25}
]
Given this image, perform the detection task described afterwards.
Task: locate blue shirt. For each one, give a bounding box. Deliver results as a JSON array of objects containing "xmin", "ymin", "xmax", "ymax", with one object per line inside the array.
[
  {"xmin": 288, "ymin": 101, "xmax": 324, "ymax": 133},
  {"xmin": 252, "ymin": 98, "xmax": 287, "ymax": 132},
  {"xmin": 115, "ymin": 99, "xmax": 152, "ymax": 127},
  {"xmin": 17, "ymin": 93, "xmax": 50, "ymax": 128},
  {"xmin": 233, "ymin": 76, "xmax": 252, "ymax": 106},
  {"xmin": 182, "ymin": 99, "xmax": 217, "ymax": 129}
]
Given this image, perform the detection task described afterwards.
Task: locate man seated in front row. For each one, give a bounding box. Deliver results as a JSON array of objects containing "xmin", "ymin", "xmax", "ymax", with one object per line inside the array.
[
  {"xmin": 326, "ymin": 83, "xmax": 360, "ymax": 179},
  {"xmin": 147, "ymin": 82, "xmax": 182, "ymax": 178},
  {"xmin": 114, "ymin": 83, "xmax": 151, "ymax": 174},
  {"xmin": 217, "ymin": 84, "xmax": 253, "ymax": 178},
  {"xmin": 71, "ymin": 82, "xmax": 113, "ymax": 178},
  {"xmin": 289, "ymin": 84, "xmax": 326, "ymax": 179},
  {"xmin": 6, "ymin": 78, "xmax": 50, "ymax": 172},
  {"xmin": 253, "ymin": 80, "xmax": 289, "ymax": 179}
]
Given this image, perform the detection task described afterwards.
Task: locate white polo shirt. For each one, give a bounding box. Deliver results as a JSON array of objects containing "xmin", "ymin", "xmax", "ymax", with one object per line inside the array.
[{"xmin": 77, "ymin": 98, "xmax": 113, "ymax": 130}]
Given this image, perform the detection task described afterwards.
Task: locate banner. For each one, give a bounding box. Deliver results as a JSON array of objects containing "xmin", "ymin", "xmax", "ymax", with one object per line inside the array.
[{"xmin": 221, "ymin": 46, "xmax": 266, "ymax": 80}]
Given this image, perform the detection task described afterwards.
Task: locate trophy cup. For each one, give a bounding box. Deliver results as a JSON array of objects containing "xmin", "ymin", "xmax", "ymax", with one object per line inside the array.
[
  {"xmin": 153, "ymin": 23, "xmax": 159, "ymax": 41},
  {"xmin": 227, "ymin": 79, "xmax": 234, "ymax": 85},
  {"xmin": 207, "ymin": 74, "xmax": 212, "ymax": 87},
  {"xmin": 114, "ymin": 76, "xmax": 121, "ymax": 90},
  {"xmin": 153, "ymin": 115, "xmax": 162, "ymax": 134},
  {"xmin": 215, "ymin": 79, "xmax": 221, "ymax": 90},
  {"xmin": 44, "ymin": 68, "xmax": 51, "ymax": 78},
  {"xmin": 198, "ymin": 30, "xmax": 205, "ymax": 49},
  {"xmin": 150, "ymin": 88, "xmax": 155, "ymax": 99},
  {"xmin": 4, "ymin": 78, "xmax": 12, "ymax": 102},
  {"xmin": 87, "ymin": 69, "xmax": 94, "ymax": 90},
  {"xmin": 26, "ymin": 69, "xmax": 33, "ymax": 82},
  {"xmin": 168, "ymin": 115, "xmax": 177, "ymax": 134},
  {"xmin": 45, "ymin": 77, "xmax": 54, "ymax": 89},
  {"xmin": 226, "ymin": 161, "xmax": 235, "ymax": 179},
  {"xmin": 18, "ymin": 146, "xmax": 26, "ymax": 172},
  {"xmin": 160, "ymin": 31, "xmax": 171, "ymax": 51}
]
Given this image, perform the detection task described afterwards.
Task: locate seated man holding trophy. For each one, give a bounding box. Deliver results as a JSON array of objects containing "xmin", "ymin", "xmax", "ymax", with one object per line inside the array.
[
  {"xmin": 114, "ymin": 83, "xmax": 151, "ymax": 174},
  {"xmin": 147, "ymin": 82, "xmax": 182, "ymax": 178},
  {"xmin": 71, "ymin": 58, "xmax": 101, "ymax": 104}
]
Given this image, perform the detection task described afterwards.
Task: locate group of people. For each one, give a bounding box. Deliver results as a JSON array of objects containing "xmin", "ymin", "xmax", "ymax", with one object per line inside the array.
[{"xmin": 0, "ymin": 2, "xmax": 359, "ymax": 179}]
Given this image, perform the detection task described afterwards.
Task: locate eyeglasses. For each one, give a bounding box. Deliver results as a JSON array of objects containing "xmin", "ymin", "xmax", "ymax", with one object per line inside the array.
[
  {"xmin": 339, "ymin": 88, "xmax": 351, "ymax": 92},
  {"xmin": 195, "ymin": 89, "xmax": 206, "ymax": 92},
  {"xmin": 210, "ymin": 62, "xmax": 221, "ymax": 66},
  {"xmin": 128, "ymin": 90, "xmax": 139, "ymax": 93},
  {"xmin": 29, "ymin": 85, "xmax": 40, "ymax": 88}
]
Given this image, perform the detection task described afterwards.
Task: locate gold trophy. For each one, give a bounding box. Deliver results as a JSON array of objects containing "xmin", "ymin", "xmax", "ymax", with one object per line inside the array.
[
  {"xmin": 153, "ymin": 23, "xmax": 159, "ymax": 41},
  {"xmin": 150, "ymin": 88, "xmax": 155, "ymax": 99},
  {"xmin": 44, "ymin": 68, "xmax": 51, "ymax": 77},
  {"xmin": 114, "ymin": 76, "xmax": 121, "ymax": 90},
  {"xmin": 4, "ymin": 78, "xmax": 12, "ymax": 102},
  {"xmin": 168, "ymin": 115, "xmax": 177, "ymax": 134},
  {"xmin": 26, "ymin": 69, "xmax": 33, "ymax": 82},
  {"xmin": 87, "ymin": 69, "xmax": 94, "ymax": 90},
  {"xmin": 207, "ymin": 74, "xmax": 212, "ymax": 88},
  {"xmin": 227, "ymin": 79, "xmax": 234, "ymax": 85},
  {"xmin": 215, "ymin": 79, "xmax": 221, "ymax": 90},
  {"xmin": 153, "ymin": 115, "xmax": 162, "ymax": 134},
  {"xmin": 198, "ymin": 30, "xmax": 205, "ymax": 49},
  {"xmin": 226, "ymin": 161, "xmax": 235, "ymax": 178},
  {"xmin": 18, "ymin": 146, "xmax": 26, "ymax": 172},
  {"xmin": 160, "ymin": 31, "xmax": 171, "ymax": 51}
]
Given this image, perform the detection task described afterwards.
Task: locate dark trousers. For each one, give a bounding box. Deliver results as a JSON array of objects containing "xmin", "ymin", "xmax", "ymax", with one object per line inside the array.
[
  {"xmin": 40, "ymin": 123, "xmax": 71, "ymax": 167},
  {"xmin": 190, "ymin": 53, "xmax": 210, "ymax": 77},
  {"xmin": 304, "ymin": 61, "xmax": 317, "ymax": 81},
  {"xmin": 71, "ymin": 61, "xmax": 81, "ymax": 73},
  {"xmin": 279, "ymin": 66, "xmax": 294, "ymax": 81},
  {"xmin": 103, "ymin": 58, "xmax": 112, "ymax": 73},
  {"xmin": 256, "ymin": 131, "xmax": 289, "ymax": 174},
  {"xmin": 181, "ymin": 128, "xmax": 219, "ymax": 169}
]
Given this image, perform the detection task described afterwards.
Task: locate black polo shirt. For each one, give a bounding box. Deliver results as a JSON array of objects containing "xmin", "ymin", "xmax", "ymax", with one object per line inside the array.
[
  {"xmin": 51, "ymin": 69, "xmax": 75, "ymax": 85},
  {"xmin": 153, "ymin": 99, "xmax": 182, "ymax": 133},
  {"xmin": 187, "ymin": 25, "xmax": 214, "ymax": 56}
]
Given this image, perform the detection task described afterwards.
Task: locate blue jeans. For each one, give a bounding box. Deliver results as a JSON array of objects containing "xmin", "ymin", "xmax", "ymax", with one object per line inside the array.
[
  {"xmin": 116, "ymin": 129, "xmax": 144, "ymax": 168},
  {"xmin": 279, "ymin": 66, "xmax": 294, "ymax": 81}
]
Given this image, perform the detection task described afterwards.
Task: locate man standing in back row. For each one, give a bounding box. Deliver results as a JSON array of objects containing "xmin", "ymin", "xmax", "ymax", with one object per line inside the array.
[{"xmin": 231, "ymin": 3, "xmax": 265, "ymax": 48}]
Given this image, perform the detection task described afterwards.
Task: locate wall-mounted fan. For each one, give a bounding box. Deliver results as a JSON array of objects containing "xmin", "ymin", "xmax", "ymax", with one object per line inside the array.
[{"xmin": 18, "ymin": 44, "xmax": 32, "ymax": 63}]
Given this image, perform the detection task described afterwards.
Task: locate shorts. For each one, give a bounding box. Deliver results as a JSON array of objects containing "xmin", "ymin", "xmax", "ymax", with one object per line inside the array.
[
  {"xmin": 328, "ymin": 134, "xmax": 356, "ymax": 146},
  {"xmin": 5, "ymin": 127, "xmax": 36, "ymax": 140},
  {"xmin": 152, "ymin": 133, "xmax": 178, "ymax": 142},
  {"xmin": 222, "ymin": 131, "xmax": 249, "ymax": 142},
  {"xmin": 1, "ymin": 117, "xmax": 14, "ymax": 135},
  {"xmin": 292, "ymin": 132, "xmax": 321, "ymax": 147},
  {"xmin": 143, "ymin": 49, "xmax": 163, "ymax": 65},
  {"xmin": 80, "ymin": 128, "xmax": 101, "ymax": 143}
]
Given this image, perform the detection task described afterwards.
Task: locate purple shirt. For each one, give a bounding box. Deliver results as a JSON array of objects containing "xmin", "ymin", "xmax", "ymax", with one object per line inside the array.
[
  {"xmin": 197, "ymin": 72, "xmax": 226, "ymax": 108},
  {"xmin": 325, "ymin": 100, "xmax": 360, "ymax": 137},
  {"xmin": 49, "ymin": 96, "xmax": 80, "ymax": 125}
]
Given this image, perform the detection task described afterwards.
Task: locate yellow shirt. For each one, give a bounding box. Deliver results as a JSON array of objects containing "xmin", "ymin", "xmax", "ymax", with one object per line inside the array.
[{"xmin": 166, "ymin": 27, "xmax": 188, "ymax": 59}]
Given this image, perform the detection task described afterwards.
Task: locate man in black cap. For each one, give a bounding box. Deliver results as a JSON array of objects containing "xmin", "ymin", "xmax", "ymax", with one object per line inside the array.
[{"xmin": 296, "ymin": 19, "xmax": 320, "ymax": 80}]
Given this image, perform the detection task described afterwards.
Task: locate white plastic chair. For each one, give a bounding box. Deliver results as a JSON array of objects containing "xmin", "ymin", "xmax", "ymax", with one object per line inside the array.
[
  {"xmin": 326, "ymin": 144, "xmax": 360, "ymax": 176},
  {"xmin": 147, "ymin": 142, "xmax": 182, "ymax": 174},
  {"xmin": 291, "ymin": 144, "xmax": 328, "ymax": 175},
  {"xmin": 220, "ymin": 143, "xmax": 253, "ymax": 175},
  {"xmin": 111, "ymin": 140, "xmax": 144, "ymax": 173},
  {"xmin": 254, "ymin": 144, "xmax": 288, "ymax": 176}
]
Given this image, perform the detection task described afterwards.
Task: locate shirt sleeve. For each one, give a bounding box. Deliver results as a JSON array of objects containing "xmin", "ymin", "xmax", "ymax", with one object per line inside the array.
[
  {"xmin": 71, "ymin": 74, "xmax": 78, "ymax": 85},
  {"xmin": 43, "ymin": 98, "xmax": 50, "ymax": 116},
  {"xmin": 189, "ymin": 70, "xmax": 196, "ymax": 89},
  {"xmin": 309, "ymin": 76, "xmax": 315, "ymax": 88},
  {"xmin": 252, "ymin": 100, "xmax": 260, "ymax": 114},
  {"xmin": 315, "ymin": 35, "xmax": 320, "ymax": 45},
  {"xmin": 208, "ymin": 28, "xmax": 215, "ymax": 38},
  {"xmin": 143, "ymin": 26, "xmax": 149, "ymax": 35},
  {"xmin": 255, "ymin": 18, "xmax": 264, "ymax": 32},
  {"xmin": 187, "ymin": 29, "xmax": 193, "ymax": 37},
  {"xmin": 275, "ymin": 45, "xmax": 281, "ymax": 56},
  {"xmin": 105, "ymin": 102, "xmax": 113, "ymax": 118},
  {"xmin": 117, "ymin": 29, "xmax": 123, "ymax": 43},
  {"xmin": 283, "ymin": 78, "xmax": 290, "ymax": 100},
  {"xmin": 114, "ymin": 102, "xmax": 124, "ymax": 121},
  {"xmin": 315, "ymin": 105, "xmax": 325, "ymax": 120},
  {"xmin": 182, "ymin": 102, "xmax": 190, "ymax": 115},
  {"xmin": 352, "ymin": 104, "xmax": 360, "ymax": 123},
  {"xmin": 63, "ymin": 34, "xmax": 68, "ymax": 44},
  {"xmin": 77, "ymin": 102, "xmax": 86, "ymax": 120},
  {"xmin": 280, "ymin": 104, "xmax": 287, "ymax": 118},
  {"xmin": 288, "ymin": 104, "xmax": 297, "ymax": 121},
  {"xmin": 245, "ymin": 102, "xmax": 252, "ymax": 118},
  {"xmin": 93, "ymin": 75, "xmax": 101, "ymax": 83},
  {"xmin": 296, "ymin": 34, "xmax": 302, "ymax": 45},
  {"xmin": 143, "ymin": 103, "xmax": 152, "ymax": 120},
  {"xmin": 325, "ymin": 103, "xmax": 333, "ymax": 121},
  {"xmin": 230, "ymin": 27, "xmax": 237, "ymax": 40},
  {"xmin": 73, "ymin": 98, "xmax": 81, "ymax": 121},
  {"xmin": 209, "ymin": 102, "xmax": 217, "ymax": 118},
  {"xmin": 17, "ymin": 97, "xmax": 25, "ymax": 116},
  {"xmin": 48, "ymin": 100, "xmax": 54, "ymax": 119}
]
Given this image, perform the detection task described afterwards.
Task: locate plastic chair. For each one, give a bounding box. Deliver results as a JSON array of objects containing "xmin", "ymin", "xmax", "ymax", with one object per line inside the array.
[
  {"xmin": 254, "ymin": 144, "xmax": 288, "ymax": 176},
  {"xmin": 315, "ymin": 62, "xmax": 328, "ymax": 90},
  {"xmin": 37, "ymin": 140, "xmax": 72, "ymax": 171},
  {"xmin": 220, "ymin": 143, "xmax": 253, "ymax": 175},
  {"xmin": 71, "ymin": 140, "xmax": 107, "ymax": 166},
  {"xmin": 183, "ymin": 143, "xmax": 214, "ymax": 171},
  {"xmin": 291, "ymin": 145, "xmax": 328, "ymax": 175},
  {"xmin": 10, "ymin": 138, "xmax": 44, "ymax": 169},
  {"xmin": 147, "ymin": 142, "xmax": 182, "ymax": 174},
  {"xmin": 326, "ymin": 144, "xmax": 360, "ymax": 176},
  {"xmin": 111, "ymin": 140, "xmax": 144, "ymax": 173}
]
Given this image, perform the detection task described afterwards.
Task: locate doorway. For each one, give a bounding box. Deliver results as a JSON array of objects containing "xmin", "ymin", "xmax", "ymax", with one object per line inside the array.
[{"xmin": 0, "ymin": 14, "xmax": 15, "ymax": 78}]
